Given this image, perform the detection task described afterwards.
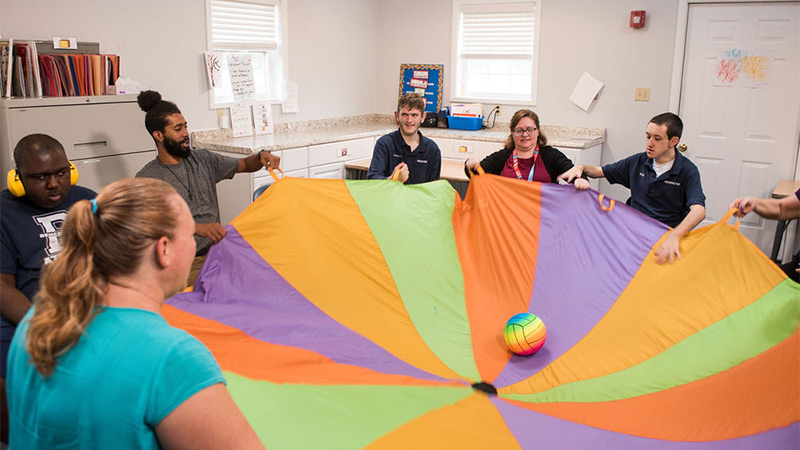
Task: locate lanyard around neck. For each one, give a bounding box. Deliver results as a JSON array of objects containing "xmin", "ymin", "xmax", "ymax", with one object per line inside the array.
[{"xmin": 512, "ymin": 146, "xmax": 539, "ymax": 181}]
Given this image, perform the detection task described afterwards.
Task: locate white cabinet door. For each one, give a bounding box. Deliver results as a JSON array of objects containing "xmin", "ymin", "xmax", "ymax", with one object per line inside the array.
[
  {"xmin": 560, "ymin": 144, "xmax": 602, "ymax": 190},
  {"xmin": 309, "ymin": 162, "xmax": 344, "ymax": 179},
  {"xmin": 281, "ymin": 147, "xmax": 308, "ymax": 171},
  {"xmin": 308, "ymin": 137, "xmax": 373, "ymax": 166}
]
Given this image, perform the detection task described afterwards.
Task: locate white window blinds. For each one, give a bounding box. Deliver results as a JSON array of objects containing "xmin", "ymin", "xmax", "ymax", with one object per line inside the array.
[
  {"xmin": 452, "ymin": 1, "xmax": 539, "ymax": 103},
  {"xmin": 210, "ymin": 0, "xmax": 280, "ymax": 51},
  {"xmin": 459, "ymin": 3, "xmax": 535, "ymax": 58},
  {"xmin": 206, "ymin": 0, "xmax": 285, "ymax": 106}
]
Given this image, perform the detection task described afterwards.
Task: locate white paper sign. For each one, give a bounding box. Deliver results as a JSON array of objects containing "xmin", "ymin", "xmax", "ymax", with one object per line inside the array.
[
  {"xmin": 230, "ymin": 103, "xmax": 253, "ymax": 137},
  {"xmin": 281, "ymin": 81, "xmax": 300, "ymax": 113},
  {"xmin": 228, "ymin": 53, "xmax": 256, "ymax": 101},
  {"xmin": 252, "ymin": 103, "xmax": 274, "ymax": 135},
  {"xmin": 569, "ymin": 72, "xmax": 604, "ymax": 112}
]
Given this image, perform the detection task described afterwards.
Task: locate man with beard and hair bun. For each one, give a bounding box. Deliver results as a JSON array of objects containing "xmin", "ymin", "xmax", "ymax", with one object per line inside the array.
[{"xmin": 135, "ymin": 90, "xmax": 280, "ymax": 283}]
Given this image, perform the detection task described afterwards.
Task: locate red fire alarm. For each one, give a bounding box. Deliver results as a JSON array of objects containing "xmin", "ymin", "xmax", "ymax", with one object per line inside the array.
[{"xmin": 630, "ymin": 10, "xmax": 646, "ymax": 29}]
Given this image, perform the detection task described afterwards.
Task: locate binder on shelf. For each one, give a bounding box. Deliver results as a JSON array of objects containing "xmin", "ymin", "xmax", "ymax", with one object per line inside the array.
[
  {"xmin": 5, "ymin": 40, "xmax": 119, "ymax": 98},
  {"xmin": 1, "ymin": 39, "xmax": 11, "ymax": 98}
]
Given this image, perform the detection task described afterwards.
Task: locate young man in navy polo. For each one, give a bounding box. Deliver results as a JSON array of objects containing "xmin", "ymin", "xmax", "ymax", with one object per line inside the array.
[
  {"xmin": 367, "ymin": 93, "xmax": 441, "ymax": 184},
  {"xmin": 559, "ymin": 112, "xmax": 706, "ymax": 265}
]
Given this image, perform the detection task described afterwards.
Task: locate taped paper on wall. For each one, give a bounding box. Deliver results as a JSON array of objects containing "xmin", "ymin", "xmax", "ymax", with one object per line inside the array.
[
  {"xmin": 569, "ymin": 72, "xmax": 604, "ymax": 112},
  {"xmin": 230, "ymin": 103, "xmax": 253, "ymax": 137},
  {"xmin": 253, "ymin": 102, "xmax": 274, "ymax": 135},
  {"xmin": 281, "ymin": 81, "xmax": 299, "ymax": 113}
]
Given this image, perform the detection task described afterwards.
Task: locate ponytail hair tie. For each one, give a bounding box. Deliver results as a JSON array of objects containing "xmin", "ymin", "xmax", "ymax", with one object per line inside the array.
[{"xmin": 90, "ymin": 199, "xmax": 98, "ymax": 215}]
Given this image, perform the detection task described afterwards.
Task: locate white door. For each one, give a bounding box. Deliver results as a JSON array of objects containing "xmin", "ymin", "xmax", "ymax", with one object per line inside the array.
[{"xmin": 678, "ymin": 2, "xmax": 800, "ymax": 254}]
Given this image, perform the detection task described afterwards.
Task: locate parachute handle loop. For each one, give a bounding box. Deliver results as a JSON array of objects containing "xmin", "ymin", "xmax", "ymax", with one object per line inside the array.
[
  {"xmin": 598, "ymin": 194, "xmax": 615, "ymax": 212},
  {"xmin": 268, "ymin": 167, "xmax": 284, "ymax": 182},
  {"xmin": 720, "ymin": 208, "xmax": 742, "ymax": 230}
]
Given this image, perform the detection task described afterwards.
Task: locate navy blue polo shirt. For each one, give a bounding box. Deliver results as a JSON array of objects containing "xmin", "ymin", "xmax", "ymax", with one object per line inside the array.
[
  {"xmin": 603, "ymin": 150, "xmax": 705, "ymax": 228},
  {"xmin": 367, "ymin": 129, "xmax": 441, "ymax": 185}
]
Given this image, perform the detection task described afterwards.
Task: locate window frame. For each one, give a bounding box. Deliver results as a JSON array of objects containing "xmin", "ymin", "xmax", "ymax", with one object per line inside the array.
[
  {"xmin": 205, "ymin": 0, "xmax": 289, "ymax": 109},
  {"xmin": 450, "ymin": 0, "xmax": 542, "ymax": 105}
]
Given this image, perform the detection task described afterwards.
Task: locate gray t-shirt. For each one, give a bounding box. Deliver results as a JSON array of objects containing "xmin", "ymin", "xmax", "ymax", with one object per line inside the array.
[{"xmin": 136, "ymin": 149, "xmax": 239, "ymax": 255}]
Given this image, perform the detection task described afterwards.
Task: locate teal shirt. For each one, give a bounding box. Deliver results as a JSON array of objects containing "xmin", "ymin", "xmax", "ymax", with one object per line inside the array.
[{"xmin": 7, "ymin": 307, "xmax": 225, "ymax": 449}]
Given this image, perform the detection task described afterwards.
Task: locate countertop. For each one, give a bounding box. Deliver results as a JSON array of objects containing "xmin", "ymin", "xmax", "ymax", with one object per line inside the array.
[{"xmin": 192, "ymin": 114, "xmax": 605, "ymax": 155}]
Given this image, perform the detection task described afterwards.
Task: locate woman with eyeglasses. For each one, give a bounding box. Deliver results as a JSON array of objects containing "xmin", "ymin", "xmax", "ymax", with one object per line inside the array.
[
  {"xmin": 6, "ymin": 178, "xmax": 263, "ymax": 449},
  {"xmin": 465, "ymin": 109, "xmax": 590, "ymax": 189}
]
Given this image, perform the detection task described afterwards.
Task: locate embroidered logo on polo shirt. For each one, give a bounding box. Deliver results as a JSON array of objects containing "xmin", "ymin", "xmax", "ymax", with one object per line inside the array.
[
  {"xmin": 418, "ymin": 160, "xmax": 428, "ymax": 163},
  {"xmin": 393, "ymin": 153, "xmax": 402, "ymax": 158},
  {"xmin": 639, "ymin": 172, "xmax": 646, "ymax": 177},
  {"xmin": 664, "ymin": 180, "xmax": 681, "ymax": 186}
]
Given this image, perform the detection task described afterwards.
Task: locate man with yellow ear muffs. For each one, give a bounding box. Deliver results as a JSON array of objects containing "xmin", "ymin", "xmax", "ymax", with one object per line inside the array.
[{"xmin": 0, "ymin": 134, "xmax": 95, "ymax": 444}]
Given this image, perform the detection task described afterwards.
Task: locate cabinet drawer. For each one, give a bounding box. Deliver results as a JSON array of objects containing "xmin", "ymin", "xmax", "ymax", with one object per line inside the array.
[
  {"xmin": 308, "ymin": 137, "xmax": 373, "ymax": 166},
  {"xmin": 431, "ymin": 137, "xmax": 500, "ymax": 160},
  {"xmin": 308, "ymin": 162, "xmax": 344, "ymax": 179},
  {"xmin": 6, "ymin": 101, "xmax": 153, "ymax": 160},
  {"xmin": 254, "ymin": 147, "xmax": 307, "ymax": 175}
]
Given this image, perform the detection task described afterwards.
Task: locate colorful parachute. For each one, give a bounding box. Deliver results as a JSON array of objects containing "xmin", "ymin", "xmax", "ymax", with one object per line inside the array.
[{"xmin": 164, "ymin": 174, "xmax": 799, "ymax": 449}]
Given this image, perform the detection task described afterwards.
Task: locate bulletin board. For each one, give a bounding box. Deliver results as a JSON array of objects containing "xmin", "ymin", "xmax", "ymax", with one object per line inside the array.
[{"xmin": 398, "ymin": 64, "xmax": 443, "ymax": 113}]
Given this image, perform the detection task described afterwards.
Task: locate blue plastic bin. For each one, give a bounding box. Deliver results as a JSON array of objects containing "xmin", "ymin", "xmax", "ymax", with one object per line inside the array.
[{"xmin": 447, "ymin": 116, "xmax": 483, "ymax": 131}]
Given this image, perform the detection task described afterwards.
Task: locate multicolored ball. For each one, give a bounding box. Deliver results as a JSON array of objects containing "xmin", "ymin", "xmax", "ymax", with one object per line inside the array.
[{"xmin": 504, "ymin": 313, "xmax": 547, "ymax": 356}]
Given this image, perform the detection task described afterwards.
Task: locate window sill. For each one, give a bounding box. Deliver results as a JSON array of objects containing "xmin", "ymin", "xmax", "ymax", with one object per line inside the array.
[{"xmin": 450, "ymin": 96, "xmax": 536, "ymax": 106}]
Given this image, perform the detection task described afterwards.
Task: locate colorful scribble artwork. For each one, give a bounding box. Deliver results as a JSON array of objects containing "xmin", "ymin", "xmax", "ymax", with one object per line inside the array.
[
  {"xmin": 714, "ymin": 48, "xmax": 773, "ymax": 88},
  {"xmin": 205, "ymin": 51, "xmax": 223, "ymax": 89},
  {"xmin": 742, "ymin": 55, "xmax": 770, "ymax": 84}
]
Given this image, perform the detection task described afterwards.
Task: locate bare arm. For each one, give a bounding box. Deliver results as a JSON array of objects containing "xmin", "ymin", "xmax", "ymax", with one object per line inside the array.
[
  {"xmin": 557, "ymin": 164, "xmax": 605, "ymax": 184},
  {"xmin": 581, "ymin": 165, "xmax": 604, "ymax": 179},
  {"xmin": 654, "ymin": 204, "xmax": 706, "ymax": 265},
  {"xmin": 0, "ymin": 273, "xmax": 32, "ymax": 325},
  {"xmin": 238, "ymin": 151, "xmax": 281, "ymax": 174},
  {"xmin": 730, "ymin": 195, "xmax": 800, "ymax": 221},
  {"xmin": 155, "ymin": 383, "xmax": 264, "ymax": 450}
]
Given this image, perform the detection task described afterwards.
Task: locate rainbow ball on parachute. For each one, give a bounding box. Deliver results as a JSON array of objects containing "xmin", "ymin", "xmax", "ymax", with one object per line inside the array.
[{"xmin": 504, "ymin": 313, "xmax": 546, "ymax": 356}]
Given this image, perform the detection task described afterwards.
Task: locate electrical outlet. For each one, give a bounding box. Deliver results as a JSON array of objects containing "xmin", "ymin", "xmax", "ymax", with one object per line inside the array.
[
  {"xmin": 635, "ymin": 88, "xmax": 650, "ymax": 102},
  {"xmin": 494, "ymin": 105, "xmax": 502, "ymax": 116}
]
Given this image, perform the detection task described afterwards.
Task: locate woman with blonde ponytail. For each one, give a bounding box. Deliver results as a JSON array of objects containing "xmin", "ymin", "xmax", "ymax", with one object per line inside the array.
[{"xmin": 6, "ymin": 178, "xmax": 263, "ymax": 449}]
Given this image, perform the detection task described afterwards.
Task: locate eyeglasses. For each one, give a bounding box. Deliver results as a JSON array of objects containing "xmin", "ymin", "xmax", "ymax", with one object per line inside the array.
[{"xmin": 513, "ymin": 127, "xmax": 538, "ymax": 136}]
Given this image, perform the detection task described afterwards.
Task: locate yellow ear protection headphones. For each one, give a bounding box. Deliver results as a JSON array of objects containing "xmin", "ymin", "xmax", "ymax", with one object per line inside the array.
[{"xmin": 6, "ymin": 161, "xmax": 79, "ymax": 197}]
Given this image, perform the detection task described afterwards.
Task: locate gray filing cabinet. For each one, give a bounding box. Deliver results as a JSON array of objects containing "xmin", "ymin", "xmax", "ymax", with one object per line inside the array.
[{"xmin": 0, "ymin": 95, "xmax": 155, "ymax": 192}]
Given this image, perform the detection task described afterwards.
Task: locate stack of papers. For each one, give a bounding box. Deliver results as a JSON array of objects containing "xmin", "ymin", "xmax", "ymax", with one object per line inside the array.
[{"xmin": 450, "ymin": 103, "xmax": 482, "ymax": 118}]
